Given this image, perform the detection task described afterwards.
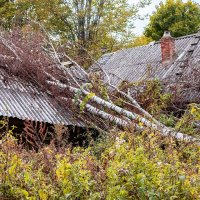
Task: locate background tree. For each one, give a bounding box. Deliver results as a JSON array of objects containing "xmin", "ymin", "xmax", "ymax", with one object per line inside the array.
[
  {"xmin": 124, "ymin": 35, "xmax": 152, "ymax": 48},
  {"xmin": 144, "ymin": 0, "xmax": 200, "ymax": 41},
  {"xmin": 0, "ymin": 0, "xmax": 16, "ymax": 29},
  {"xmin": 0, "ymin": 0, "xmax": 151, "ymax": 67}
]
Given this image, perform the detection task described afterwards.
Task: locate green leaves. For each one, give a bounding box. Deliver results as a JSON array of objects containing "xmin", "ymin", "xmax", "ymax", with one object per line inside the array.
[
  {"xmin": 0, "ymin": 0, "xmax": 151, "ymax": 67},
  {"xmin": 144, "ymin": 0, "xmax": 200, "ymax": 40},
  {"xmin": 0, "ymin": 94, "xmax": 198, "ymax": 199},
  {"xmin": 1, "ymin": 120, "xmax": 200, "ymax": 199},
  {"xmin": 175, "ymin": 103, "xmax": 200, "ymax": 137},
  {"xmin": 80, "ymin": 92, "xmax": 95, "ymax": 111}
]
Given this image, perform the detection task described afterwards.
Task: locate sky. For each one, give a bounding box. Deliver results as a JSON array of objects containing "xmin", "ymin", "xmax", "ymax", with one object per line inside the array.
[{"xmin": 132, "ymin": 0, "xmax": 200, "ymax": 35}]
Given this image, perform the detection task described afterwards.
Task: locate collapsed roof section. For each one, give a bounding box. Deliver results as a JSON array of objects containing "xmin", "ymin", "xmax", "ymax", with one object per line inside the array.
[
  {"xmin": 0, "ymin": 68, "xmax": 84, "ymax": 126},
  {"xmin": 90, "ymin": 32, "xmax": 200, "ymax": 103}
]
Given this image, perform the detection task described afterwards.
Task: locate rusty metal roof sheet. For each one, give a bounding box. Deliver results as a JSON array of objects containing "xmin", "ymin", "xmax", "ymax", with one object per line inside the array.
[{"xmin": 0, "ymin": 70, "xmax": 83, "ymax": 126}]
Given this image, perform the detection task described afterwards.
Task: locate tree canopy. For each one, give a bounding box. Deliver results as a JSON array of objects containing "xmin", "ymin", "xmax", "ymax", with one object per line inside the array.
[
  {"xmin": 144, "ymin": 0, "xmax": 200, "ymax": 41},
  {"xmin": 0, "ymin": 0, "xmax": 151, "ymax": 67},
  {"xmin": 125, "ymin": 35, "xmax": 152, "ymax": 48}
]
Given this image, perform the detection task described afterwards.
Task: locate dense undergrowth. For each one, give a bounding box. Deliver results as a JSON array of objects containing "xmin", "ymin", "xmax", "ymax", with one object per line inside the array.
[
  {"xmin": 160, "ymin": 103, "xmax": 200, "ymax": 138},
  {"xmin": 0, "ymin": 125, "xmax": 200, "ymax": 200},
  {"xmin": 0, "ymin": 78, "xmax": 200, "ymax": 199}
]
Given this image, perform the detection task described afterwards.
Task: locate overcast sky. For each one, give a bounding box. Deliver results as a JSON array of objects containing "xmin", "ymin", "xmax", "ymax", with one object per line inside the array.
[{"xmin": 133, "ymin": 0, "xmax": 200, "ymax": 35}]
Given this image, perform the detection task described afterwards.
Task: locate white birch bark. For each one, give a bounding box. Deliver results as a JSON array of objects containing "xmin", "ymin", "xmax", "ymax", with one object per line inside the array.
[
  {"xmin": 61, "ymin": 97, "xmax": 129, "ymax": 127},
  {"xmin": 47, "ymin": 80, "xmax": 199, "ymax": 143},
  {"xmin": 29, "ymin": 27, "xmax": 199, "ymax": 144}
]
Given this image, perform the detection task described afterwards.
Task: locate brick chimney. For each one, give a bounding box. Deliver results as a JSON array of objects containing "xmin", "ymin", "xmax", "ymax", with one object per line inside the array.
[{"xmin": 160, "ymin": 31, "xmax": 175, "ymax": 64}]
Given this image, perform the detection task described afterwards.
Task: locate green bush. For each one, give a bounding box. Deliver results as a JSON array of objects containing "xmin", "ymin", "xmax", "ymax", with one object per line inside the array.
[
  {"xmin": 1, "ymin": 129, "xmax": 200, "ymax": 199},
  {"xmin": 175, "ymin": 104, "xmax": 200, "ymax": 137}
]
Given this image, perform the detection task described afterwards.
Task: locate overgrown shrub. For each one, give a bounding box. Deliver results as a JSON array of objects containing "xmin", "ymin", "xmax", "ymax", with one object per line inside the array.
[
  {"xmin": 1, "ymin": 126, "xmax": 200, "ymax": 199},
  {"xmin": 175, "ymin": 104, "xmax": 200, "ymax": 137},
  {"xmin": 118, "ymin": 80, "xmax": 172, "ymax": 115}
]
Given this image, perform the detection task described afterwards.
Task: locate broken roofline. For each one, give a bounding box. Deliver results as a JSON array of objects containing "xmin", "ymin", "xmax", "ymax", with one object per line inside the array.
[
  {"xmin": 90, "ymin": 31, "xmax": 200, "ymax": 103},
  {"xmin": 0, "ymin": 27, "xmax": 199, "ymax": 145},
  {"xmin": 0, "ymin": 69, "xmax": 84, "ymax": 126}
]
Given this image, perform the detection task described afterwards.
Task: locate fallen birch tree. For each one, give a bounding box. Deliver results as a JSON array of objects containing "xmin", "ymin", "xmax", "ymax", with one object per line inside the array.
[{"xmin": 0, "ymin": 27, "xmax": 199, "ymax": 145}]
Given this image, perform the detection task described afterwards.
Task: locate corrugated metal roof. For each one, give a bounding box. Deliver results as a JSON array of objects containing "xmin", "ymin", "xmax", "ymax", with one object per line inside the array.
[
  {"xmin": 0, "ymin": 70, "xmax": 83, "ymax": 126},
  {"xmin": 91, "ymin": 33, "xmax": 200, "ymax": 102},
  {"xmin": 97, "ymin": 35, "xmax": 193, "ymax": 84}
]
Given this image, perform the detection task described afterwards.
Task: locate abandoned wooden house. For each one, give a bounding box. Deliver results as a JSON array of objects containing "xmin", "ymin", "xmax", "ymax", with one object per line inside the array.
[
  {"xmin": 0, "ymin": 28, "xmax": 199, "ymax": 147},
  {"xmin": 90, "ymin": 31, "xmax": 200, "ymax": 106},
  {"xmin": 0, "ymin": 66, "xmax": 92, "ymax": 147}
]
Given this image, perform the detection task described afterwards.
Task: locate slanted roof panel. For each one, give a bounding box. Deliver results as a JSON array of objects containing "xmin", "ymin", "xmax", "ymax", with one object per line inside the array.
[
  {"xmin": 91, "ymin": 34, "xmax": 200, "ymax": 103},
  {"xmin": 0, "ymin": 71, "xmax": 83, "ymax": 126},
  {"xmin": 94, "ymin": 34, "xmax": 195, "ymax": 85}
]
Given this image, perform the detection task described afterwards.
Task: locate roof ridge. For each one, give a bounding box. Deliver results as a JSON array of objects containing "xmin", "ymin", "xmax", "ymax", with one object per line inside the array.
[
  {"xmin": 100, "ymin": 33, "xmax": 197, "ymax": 56},
  {"xmin": 174, "ymin": 33, "xmax": 196, "ymax": 40},
  {"xmin": 120, "ymin": 34, "xmax": 196, "ymax": 51}
]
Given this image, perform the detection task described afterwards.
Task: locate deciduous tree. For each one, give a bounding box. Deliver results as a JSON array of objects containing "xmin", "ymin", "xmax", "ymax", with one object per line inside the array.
[
  {"xmin": 0, "ymin": 0, "xmax": 151, "ymax": 66},
  {"xmin": 144, "ymin": 0, "xmax": 200, "ymax": 41}
]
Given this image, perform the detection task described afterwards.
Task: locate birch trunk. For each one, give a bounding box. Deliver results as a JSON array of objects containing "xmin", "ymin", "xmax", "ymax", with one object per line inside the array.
[
  {"xmin": 47, "ymin": 80, "xmax": 199, "ymax": 143},
  {"xmin": 64, "ymin": 98, "xmax": 129, "ymax": 127}
]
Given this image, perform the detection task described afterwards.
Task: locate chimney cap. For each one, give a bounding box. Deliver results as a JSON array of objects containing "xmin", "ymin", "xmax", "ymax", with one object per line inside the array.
[{"xmin": 162, "ymin": 30, "xmax": 172, "ymax": 38}]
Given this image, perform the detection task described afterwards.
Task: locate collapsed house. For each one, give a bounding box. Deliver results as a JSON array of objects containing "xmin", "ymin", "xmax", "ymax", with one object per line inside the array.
[
  {"xmin": 0, "ymin": 28, "xmax": 116, "ymax": 147},
  {"xmin": 0, "ymin": 28, "xmax": 199, "ymax": 146},
  {"xmin": 0, "ymin": 68, "xmax": 80, "ymax": 126},
  {"xmin": 0, "ymin": 66, "xmax": 93, "ymax": 147},
  {"xmin": 90, "ymin": 31, "xmax": 200, "ymax": 106}
]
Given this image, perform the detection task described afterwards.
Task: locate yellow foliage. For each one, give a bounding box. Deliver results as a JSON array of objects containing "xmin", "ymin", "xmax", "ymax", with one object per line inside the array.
[{"xmin": 38, "ymin": 190, "xmax": 48, "ymax": 200}]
